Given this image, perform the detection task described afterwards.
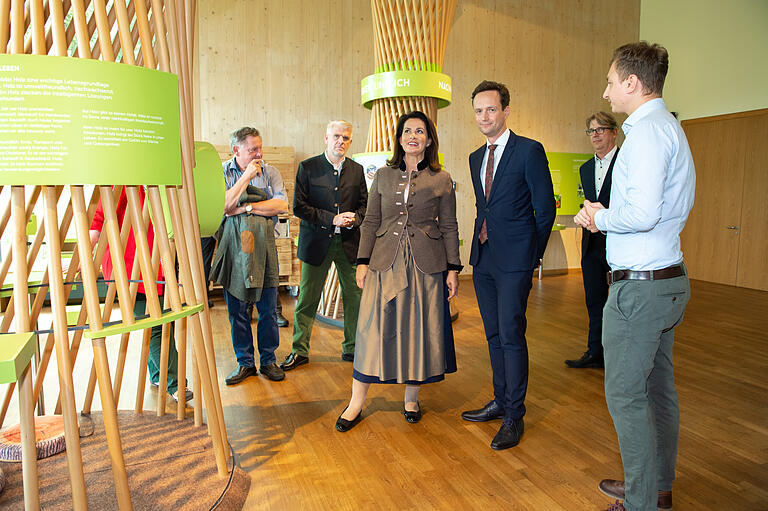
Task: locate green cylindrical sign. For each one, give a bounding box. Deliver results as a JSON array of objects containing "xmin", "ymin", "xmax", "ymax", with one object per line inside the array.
[{"xmin": 361, "ymin": 70, "xmax": 452, "ymax": 109}]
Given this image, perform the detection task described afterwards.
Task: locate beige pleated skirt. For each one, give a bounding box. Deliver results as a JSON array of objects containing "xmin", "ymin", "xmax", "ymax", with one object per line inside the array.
[{"xmin": 352, "ymin": 237, "xmax": 456, "ymax": 384}]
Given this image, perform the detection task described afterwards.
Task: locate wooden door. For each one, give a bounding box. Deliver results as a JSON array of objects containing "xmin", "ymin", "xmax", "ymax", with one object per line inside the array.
[
  {"xmin": 736, "ymin": 112, "xmax": 768, "ymax": 290},
  {"xmin": 682, "ymin": 109, "xmax": 768, "ymax": 291},
  {"xmin": 681, "ymin": 118, "xmax": 746, "ymax": 286}
]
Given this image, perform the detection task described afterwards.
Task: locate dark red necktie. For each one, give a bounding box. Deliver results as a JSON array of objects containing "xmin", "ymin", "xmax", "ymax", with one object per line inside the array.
[{"xmin": 478, "ymin": 144, "xmax": 497, "ymax": 243}]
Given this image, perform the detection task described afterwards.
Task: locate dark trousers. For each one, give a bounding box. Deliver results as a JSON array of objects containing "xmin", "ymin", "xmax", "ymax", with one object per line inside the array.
[
  {"xmin": 581, "ymin": 242, "xmax": 610, "ymax": 357},
  {"xmin": 472, "ymin": 242, "xmax": 533, "ymax": 422},
  {"xmin": 134, "ymin": 294, "xmax": 180, "ymax": 394},
  {"xmin": 223, "ymin": 287, "xmax": 279, "ymax": 368},
  {"xmin": 200, "ymin": 236, "xmax": 216, "ymax": 283}
]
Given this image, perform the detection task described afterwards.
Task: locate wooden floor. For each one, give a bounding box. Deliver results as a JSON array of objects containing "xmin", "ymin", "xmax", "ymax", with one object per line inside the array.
[
  {"xmin": 4, "ymin": 273, "xmax": 767, "ymax": 509},
  {"xmin": 210, "ymin": 273, "xmax": 768, "ymax": 510}
]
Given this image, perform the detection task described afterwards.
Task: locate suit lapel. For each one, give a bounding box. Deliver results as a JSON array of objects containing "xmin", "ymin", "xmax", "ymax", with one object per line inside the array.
[
  {"xmin": 470, "ymin": 146, "xmax": 486, "ymax": 204},
  {"xmin": 486, "ymin": 129, "xmax": 516, "ymax": 204},
  {"xmin": 582, "ymin": 158, "xmax": 597, "ymax": 202},
  {"xmin": 597, "ymin": 147, "xmax": 619, "ymax": 204}
]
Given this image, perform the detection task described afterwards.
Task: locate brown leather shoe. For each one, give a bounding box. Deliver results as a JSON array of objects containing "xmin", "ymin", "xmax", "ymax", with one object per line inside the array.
[{"xmin": 599, "ymin": 479, "xmax": 672, "ymax": 509}]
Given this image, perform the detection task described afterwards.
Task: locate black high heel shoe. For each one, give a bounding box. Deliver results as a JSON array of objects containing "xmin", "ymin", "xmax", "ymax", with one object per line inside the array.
[
  {"xmin": 335, "ymin": 407, "xmax": 363, "ymax": 432},
  {"xmin": 403, "ymin": 402, "xmax": 422, "ymax": 423}
]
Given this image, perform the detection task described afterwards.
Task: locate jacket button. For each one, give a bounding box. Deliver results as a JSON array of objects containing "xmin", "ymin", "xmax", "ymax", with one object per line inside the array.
[
  {"xmin": 410, "ymin": 232, "xmax": 414, "ymax": 237},
  {"xmin": 408, "ymin": 204, "xmax": 413, "ymax": 208}
]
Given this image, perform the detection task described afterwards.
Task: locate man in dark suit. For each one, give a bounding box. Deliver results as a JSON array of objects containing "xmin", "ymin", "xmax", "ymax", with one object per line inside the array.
[
  {"xmin": 565, "ymin": 111, "xmax": 619, "ymax": 369},
  {"xmin": 280, "ymin": 121, "xmax": 368, "ymax": 371},
  {"xmin": 461, "ymin": 81, "xmax": 556, "ymax": 450}
]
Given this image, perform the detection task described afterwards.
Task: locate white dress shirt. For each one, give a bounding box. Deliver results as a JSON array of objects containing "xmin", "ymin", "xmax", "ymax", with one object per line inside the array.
[
  {"xmin": 593, "ymin": 98, "xmax": 696, "ymax": 271},
  {"xmin": 480, "ymin": 128, "xmax": 511, "ymax": 196},
  {"xmin": 595, "ymin": 145, "xmax": 617, "ymax": 197}
]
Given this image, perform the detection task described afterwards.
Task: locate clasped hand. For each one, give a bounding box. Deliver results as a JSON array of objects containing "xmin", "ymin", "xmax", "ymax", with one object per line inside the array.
[
  {"xmin": 574, "ymin": 200, "xmax": 605, "ymax": 233},
  {"xmin": 333, "ymin": 212, "xmax": 356, "ymax": 228}
]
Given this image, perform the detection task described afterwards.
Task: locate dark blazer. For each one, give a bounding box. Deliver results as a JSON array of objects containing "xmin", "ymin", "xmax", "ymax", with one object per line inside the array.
[
  {"xmin": 294, "ymin": 154, "xmax": 367, "ymax": 266},
  {"xmin": 579, "ymin": 147, "xmax": 618, "ymax": 255},
  {"xmin": 357, "ymin": 161, "xmax": 461, "ymax": 275},
  {"xmin": 468, "ymin": 130, "xmax": 556, "ymax": 271}
]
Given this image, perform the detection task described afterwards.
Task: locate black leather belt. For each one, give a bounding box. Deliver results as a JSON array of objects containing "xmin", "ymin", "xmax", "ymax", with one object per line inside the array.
[{"xmin": 607, "ymin": 264, "xmax": 685, "ymax": 285}]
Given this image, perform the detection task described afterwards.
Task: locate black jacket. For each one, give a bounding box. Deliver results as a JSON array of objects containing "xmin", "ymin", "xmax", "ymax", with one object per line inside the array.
[
  {"xmin": 580, "ymin": 147, "xmax": 618, "ymax": 255},
  {"xmin": 294, "ymin": 154, "xmax": 367, "ymax": 266}
]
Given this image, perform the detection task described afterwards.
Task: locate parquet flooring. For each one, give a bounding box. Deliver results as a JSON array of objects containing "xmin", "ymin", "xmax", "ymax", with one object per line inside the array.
[
  {"xmin": 6, "ymin": 273, "xmax": 766, "ymax": 509},
  {"xmin": 213, "ymin": 274, "xmax": 768, "ymax": 510}
]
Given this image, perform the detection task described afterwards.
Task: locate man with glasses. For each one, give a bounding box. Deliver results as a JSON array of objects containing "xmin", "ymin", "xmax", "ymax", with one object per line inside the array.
[
  {"xmin": 213, "ymin": 127, "xmax": 289, "ymax": 385},
  {"xmin": 565, "ymin": 112, "xmax": 619, "ymax": 369}
]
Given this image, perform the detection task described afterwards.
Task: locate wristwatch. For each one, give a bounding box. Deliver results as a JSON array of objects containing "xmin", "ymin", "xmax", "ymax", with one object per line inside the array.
[{"xmin": 245, "ymin": 204, "xmax": 252, "ymax": 214}]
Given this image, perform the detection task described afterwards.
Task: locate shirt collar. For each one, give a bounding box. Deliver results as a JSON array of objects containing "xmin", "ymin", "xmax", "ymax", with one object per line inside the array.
[
  {"xmin": 487, "ymin": 128, "xmax": 511, "ymax": 150},
  {"xmin": 623, "ymin": 98, "xmax": 667, "ymax": 134},
  {"xmin": 398, "ymin": 158, "xmax": 430, "ymax": 172},
  {"xmin": 226, "ymin": 157, "xmax": 242, "ymax": 173},
  {"xmin": 324, "ymin": 151, "xmax": 345, "ymax": 170},
  {"xmin": 596, "ymin": 144, "xmax": 618, "ymax": 163}
]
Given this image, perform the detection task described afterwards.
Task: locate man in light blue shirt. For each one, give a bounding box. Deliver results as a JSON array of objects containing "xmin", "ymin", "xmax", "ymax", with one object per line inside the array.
[
  {"xmin": 218, "ymin": 127, "xmax": 289, "ymax": 385},
  {"xmin": 575, "ymin": 42, "xmax": 695, "ymax": 511}
]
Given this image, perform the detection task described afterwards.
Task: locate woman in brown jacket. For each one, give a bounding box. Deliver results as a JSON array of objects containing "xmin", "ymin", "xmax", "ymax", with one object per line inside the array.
[{"xmin": 336, "ymin": 111, "xmax": 462, "ymax": 432}]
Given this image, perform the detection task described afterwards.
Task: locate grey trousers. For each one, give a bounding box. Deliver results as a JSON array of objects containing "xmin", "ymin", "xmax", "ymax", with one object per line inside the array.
[{"xmin": 603, "ymin": 271, "xmax": 690, "ymax": 511}]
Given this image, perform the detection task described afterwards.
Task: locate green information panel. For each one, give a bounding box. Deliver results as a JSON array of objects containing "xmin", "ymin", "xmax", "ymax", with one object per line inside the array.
[
  {"xmin": 0, "ymin": 54, "xmax": 181, "ymax": 185},
  {"xmin": 361, "ymin": 70, "xmax": 452, "ymax": 109},
  {"xmin": 193, "ymin": 141, "xmax": 226, "ymax": 237},
  {"xmin": 546, "ymin": 152, "xmax": 592, "ymax": 216}
]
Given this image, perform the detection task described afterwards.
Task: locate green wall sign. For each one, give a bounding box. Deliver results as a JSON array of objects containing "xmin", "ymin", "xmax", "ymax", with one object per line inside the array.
[
  {"xmin": 546, "ymin": 152, "xmax": 592, "ymax": 216},
  {"xmin": 0, "ymin": 54, "xmax": 181, "ymax": 185},
  {"xmin": 361, "ymin": 70, "xmax": 452, "ymax": 109}
]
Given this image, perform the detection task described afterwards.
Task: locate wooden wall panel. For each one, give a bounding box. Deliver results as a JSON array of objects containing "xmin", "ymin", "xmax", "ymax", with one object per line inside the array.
[{"xmin": 194, "ymin": 0, "xmax": 640, "ymax": 270}]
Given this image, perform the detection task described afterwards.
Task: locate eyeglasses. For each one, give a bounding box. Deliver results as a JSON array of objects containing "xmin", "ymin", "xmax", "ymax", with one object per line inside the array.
[{"xmin": 586, "ymin": 127, "xmax": 613, "ymax": 136}]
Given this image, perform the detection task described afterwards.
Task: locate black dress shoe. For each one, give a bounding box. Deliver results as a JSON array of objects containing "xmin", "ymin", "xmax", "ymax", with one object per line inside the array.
[
  {"xmin": 259, "ymin": 363, "xmax": 285, "ymax": 381},
  {"xmin": 280, "ymin": 352, "xmax": 309, "ymax": 371},
  {"xmin": 490, "ymin": 418, "xmax": 524, "ymax": 450},
  {"xmin": 276, "ymin": 312, "xmax": 289, "ymax": 327},
  {"xmin": 403, "ymin": 402, "xmax": 422, "ymax": 423},
  {"xmin": 461, "ymin": 400, "xmax": 505, "ymax": 422},
  {"xmin": 341, "ymin": 352, "xmax": 354, "ymax": 362},
  {"xmin": 225, "ymin": 365, "xmax": 257, "ymax": 386},
  {"xmin": 565, "ymin": 351, "xmax": 604, "ymax": 368},
  {"xmin": 335, "ymin": 408, "xmax": 362, "ymax": 432}
]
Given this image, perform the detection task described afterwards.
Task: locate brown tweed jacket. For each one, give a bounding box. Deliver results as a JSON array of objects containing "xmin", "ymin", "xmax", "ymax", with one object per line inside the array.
[{"xmin": 357, "ymin": 161, "xmax": 461, "ymax": 274}]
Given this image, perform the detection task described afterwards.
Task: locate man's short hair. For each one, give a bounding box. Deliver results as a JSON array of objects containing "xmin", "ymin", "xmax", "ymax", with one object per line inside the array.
[
  {"xmin": 326, "ymin": 120, "xmax": 353, "ymax": 135},
  {"xmin": 229, "ymin": 127, "xmax": 260, "ymax": 150},
  {"xmin": 611, "ymin": 41, "xmax": 669, "ymax": 96},
  {"xmin": 586, "ymin": 111, "xmax": 618, "ymax": 130},
  {"xmin": 471, "ymin": 80, "xmax": 510, "ymax": 109}
]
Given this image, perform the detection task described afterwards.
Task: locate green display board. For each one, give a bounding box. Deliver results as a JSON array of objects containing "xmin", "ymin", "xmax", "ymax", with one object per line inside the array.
[
  {"xmin": 0, "ymin": 54, "xmax": 181, "ymax": 185},
  {"xmin": 193, "ymin": 141, "xmax": 226, "ymax": 237},
  {"xmin": 546, "ymin": 152, "xmax": 592, "ymax": 216}
]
